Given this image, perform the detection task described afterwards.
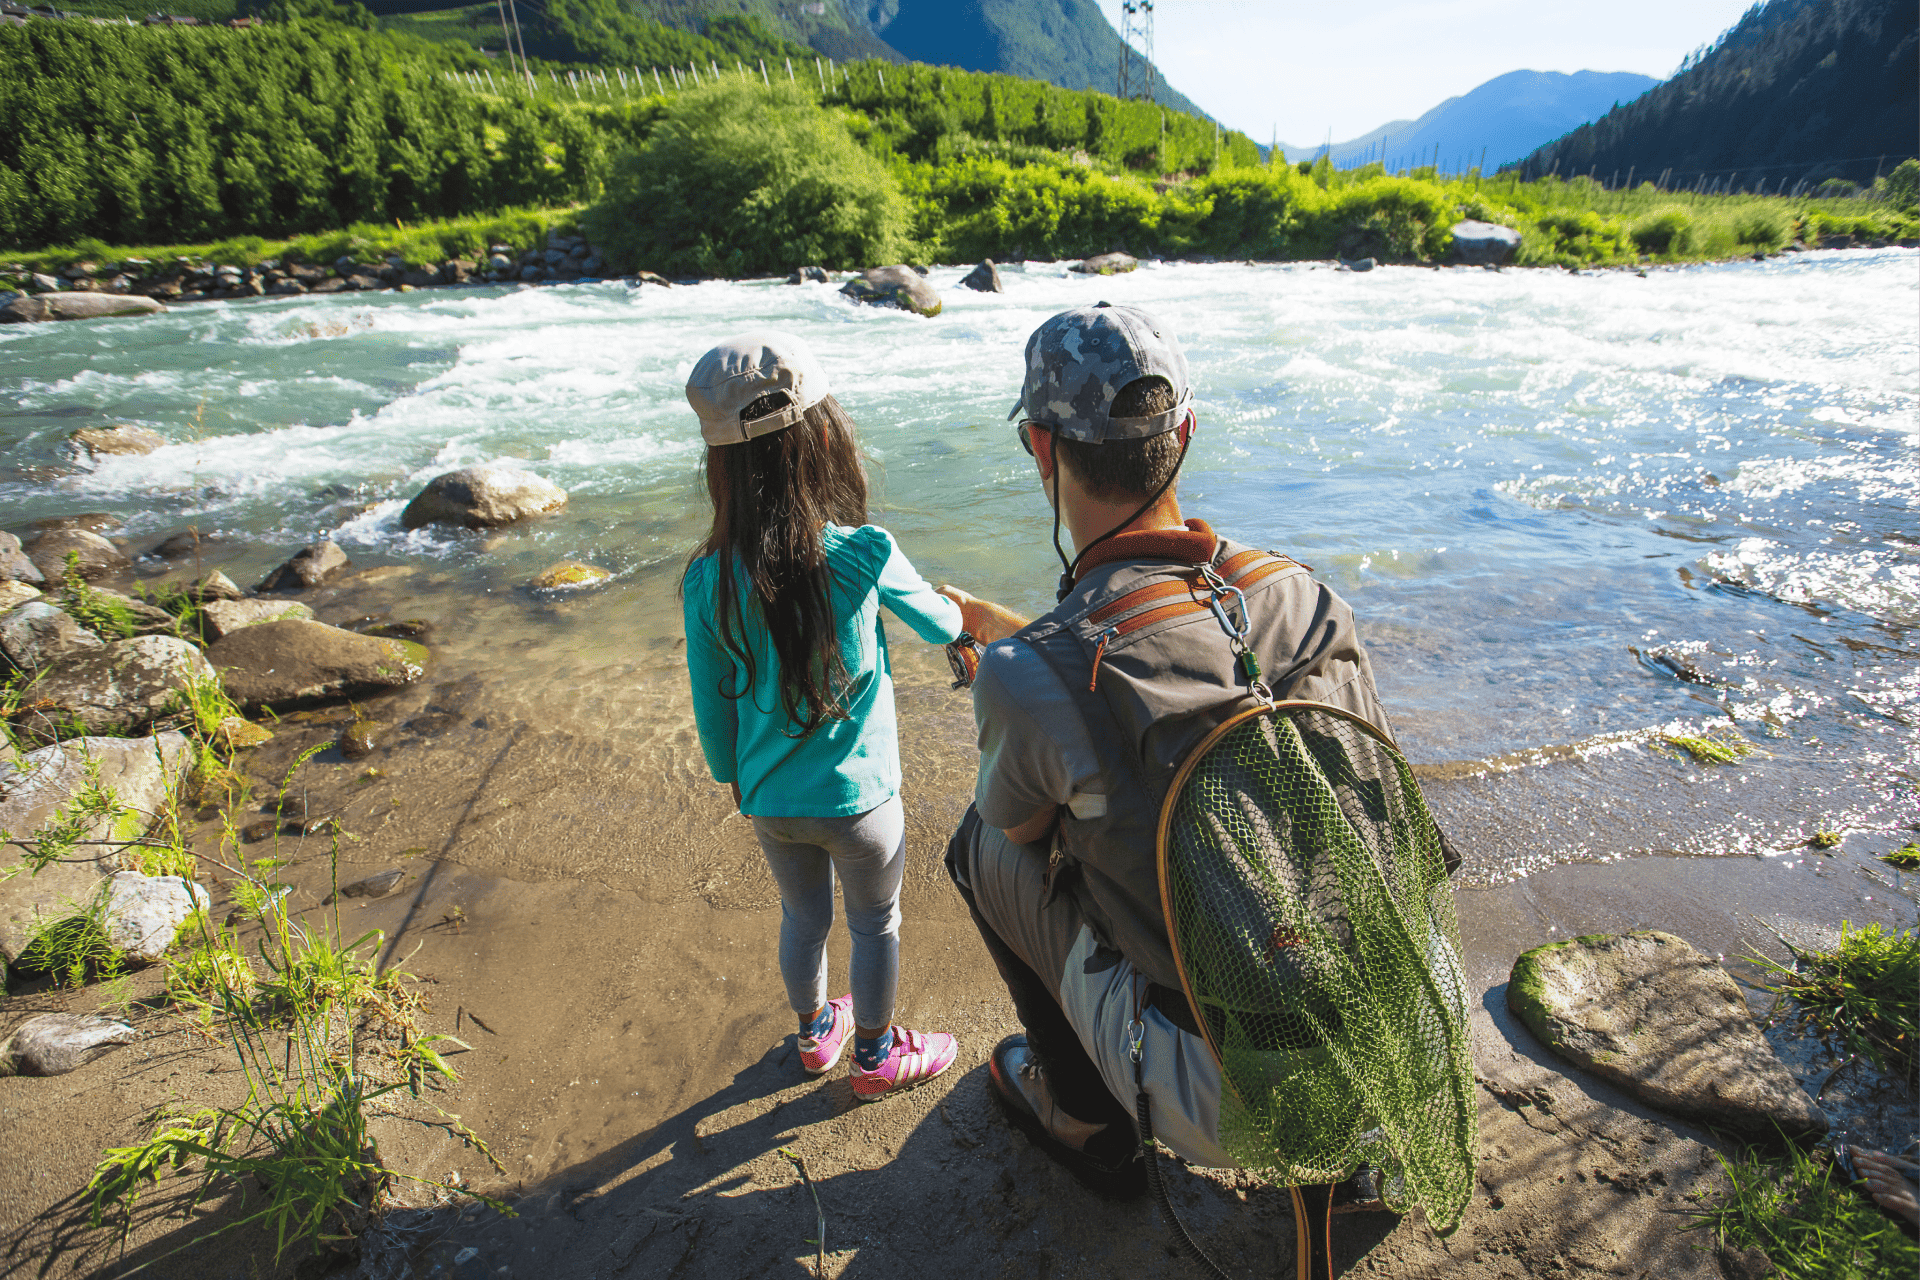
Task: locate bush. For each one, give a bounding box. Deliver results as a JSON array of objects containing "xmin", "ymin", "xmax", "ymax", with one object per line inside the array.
[
  {"xmin": 582, "ymin": 80, "xmax": 910, "ymax": 276},
  {"xmin": 1886, "ymin": 158, "xmax": 1919, "ymax": 213},
  {"xmin": 1632, "ymin": 208, "xmax": 1694, "ymax": 255},
  {"xmin": 1303, "ymin": 176, "xmax": 1456, "ymax": 261},
  {"xmin": 910, "ymin": 155, "xmax": 1156, "ymax": 261},
  {"xmin": 1732, "ymin": 208, "xmax": 1787, "ymax": 251}
]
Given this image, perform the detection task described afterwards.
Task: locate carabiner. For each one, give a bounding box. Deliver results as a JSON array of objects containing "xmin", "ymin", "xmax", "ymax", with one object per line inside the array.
[{"xmin": 1127, "ymin": 1017, "xmax": 1146, "ymax": 1065}]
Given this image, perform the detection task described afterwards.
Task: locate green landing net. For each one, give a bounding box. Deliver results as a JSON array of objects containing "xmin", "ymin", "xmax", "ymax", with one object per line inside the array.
[{"xmin": 1157, "ymin": 701, "xmax": 1477, "ymax": 1235}]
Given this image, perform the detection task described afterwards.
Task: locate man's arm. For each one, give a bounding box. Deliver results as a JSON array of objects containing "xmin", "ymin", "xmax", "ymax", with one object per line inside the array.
[{"xmin": 1000, "ymin": 804, "xmax": 1060, "ymax": 846}]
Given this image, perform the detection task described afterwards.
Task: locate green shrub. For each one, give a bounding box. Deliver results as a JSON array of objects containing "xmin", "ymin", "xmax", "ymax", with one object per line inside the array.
[
  {"xmin": 1886, "ymin": 158, "xmax": 1919, "ymax": 213},
  {"xmin": 1632, "ymin": 208, "xmax": 1694, "ymax": 255},
  {"xmin": 1303, "ymin": 176, "xmax": 1456, "ymax": 261},
  {"xmin": 583, "ymin": 80, "xmax": 910, "ymax": 276},
  {"xmin": 1732, "ymin": 208, "xmax": 1788, "ymax": 251},
  {"xmin": 910, "ymin": 155, "xmax": 1156, "ymax": 262}
]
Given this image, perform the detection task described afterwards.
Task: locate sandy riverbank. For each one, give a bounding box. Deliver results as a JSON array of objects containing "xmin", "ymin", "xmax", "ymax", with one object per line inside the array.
[{"xmin": 2, "ymin": 566, "xmax": 1915, "ymax": 1279}]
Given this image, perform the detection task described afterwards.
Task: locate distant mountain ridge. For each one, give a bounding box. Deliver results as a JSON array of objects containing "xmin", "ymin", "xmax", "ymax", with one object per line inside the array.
[
  {"xmin": 1279, "ymin": 69, "xmax": 1659, "ymax": 171},
  {"xmin": 625, "ymin": 0, "xmax": 1211, "ymax": 119},
  {"xmin": 1513, "ymin": 0, "xmax": 1917, "ymax": 187}
]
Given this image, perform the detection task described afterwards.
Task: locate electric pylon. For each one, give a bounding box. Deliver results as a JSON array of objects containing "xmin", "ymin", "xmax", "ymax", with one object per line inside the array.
[{"xmin": 1118, "ymin": 0, "xmax": 1154, "ymax": 101}]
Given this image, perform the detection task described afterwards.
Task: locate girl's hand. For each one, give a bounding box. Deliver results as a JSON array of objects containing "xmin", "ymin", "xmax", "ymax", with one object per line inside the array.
[{"xmin": 937, "ymin": 585, "xmax": 1029, "ymax": 645}]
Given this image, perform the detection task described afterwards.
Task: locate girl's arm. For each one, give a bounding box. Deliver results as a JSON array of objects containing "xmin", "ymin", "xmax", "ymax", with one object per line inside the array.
[
  {"xmin": 934, "ymin": 584, "xmax": 1028, "ymax": 644},
  {"xmin": 682, "ymin": 567, "xmax": 740, "ymax": 789},
  {"xmin": 871, "ymin": 528, "xmax": 964, "ymax": 643}
]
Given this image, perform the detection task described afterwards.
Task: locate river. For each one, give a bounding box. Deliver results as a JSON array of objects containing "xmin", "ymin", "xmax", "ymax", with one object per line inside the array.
[{"xmin": 2, "ymin": 252, "xmax": 1916, "ymax": 883}]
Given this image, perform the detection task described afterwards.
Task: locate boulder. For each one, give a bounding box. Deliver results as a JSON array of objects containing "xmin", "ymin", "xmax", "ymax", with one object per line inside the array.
[
  {"xmin": 71, "ymin": 587, "xmax": 178, "ymax": 637},
  {"xmin": 212, "ymin": 715, "xmax": 273, "ymax": 752},
  {"xmin": 0, "ymin": 732, "xmax": 194, "ymax": 965},
  {"xmin": 187, "ymin": 570, "xmax": 243, "ymax": 602},
  {"xmin": 960, "ymin": 260, "xmax": 1003, "ymax": 293},
  {"xmin": 102, "ymin": 870, "xmax": 208, "ymax": 965},
  {"xmin": 28, "ymin": 273, "xmax": 61, "ymax": 293},
  {"xmin": 1450, "ymin": 220, "xmax": 1523, "ymax": 266},
  {"xmin": 26, "ymin": 528, "xmax": 129, "ymax": 582},
  {"xmin": 199, "ymin": 597, "xmax": 314, "ymax": 641},
  {"xmin": 786, "ymin": 265, "xmax": 829, "ymax": 285},
  {"xmin": 1072, "ymin": 252, "xmax": 1137, "ymax": 276},
  {"xmin": 339, "ymin": 718, "xmax": 386, "ymax": 760},
  {"xmin": 0, "ymin": 532, "xmax": 45, "ymax": 586},
  {"xmin": 21, "ymin": 637, "xmax": 211, "ymax": 743},
  {"xmin": 207, "ymin": 619, "xmax": 425, "ymax": 711},
  {"xmin": 1340, "ymin": 257, "xmax": 1377, "ymax": 272},
  {"xmin": 634, "ymin": 271, "xmax": 671, "ymax": 288},
  {"xmin": 1508, "ymin": 930, "xmax": 1825, "ymax": 1139},
  {"xmin": 0, "ymin": 600, "xmax": 105, "ymax": 671},
  {"xmin": 67, "ymin": 425, "xmax": 166, "ymax": 461},
  {"xmin": 258, "ymin": 540, "xmax": 352, "ymax": 592},
  {"xmin": 0, "ymin": 1013, "xmax": 139, "ymax": 1077},
  {"xmin": 0, "ymin": 582, "xmax": 41, "ymax": 614},
  {"xmin": 530, "ymin": 560, "xmax": 611, "ymax": 592},
  {"xmin": 401, "ymin": 463, "xmax": 568, "ymax": 531},
  {"xmin": 0, "ymin": 292, "xmax": 165, "ymax": 324},
  {"xmin": 840, "ymin": 267, "xmax": 942, "ymax": 318},
  {"xmin": 327, "ymin": 868, "xmax": 406, "ymax": 903}
]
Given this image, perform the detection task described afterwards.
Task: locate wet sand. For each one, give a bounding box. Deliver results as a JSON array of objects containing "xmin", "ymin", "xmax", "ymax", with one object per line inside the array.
[{"xmin": 2, "ymin": 570, "xmax": 1916, "ymax": 1280}]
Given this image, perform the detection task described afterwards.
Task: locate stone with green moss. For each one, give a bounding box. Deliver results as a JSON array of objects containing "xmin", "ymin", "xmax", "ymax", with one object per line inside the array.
[
  {"xmin": 1509, "ymin": 930, "xmax": 1824, "ymax": 1139},
  {"xmin": 531, "ymin": 560, "xmax": 612, "ymax": 592}
]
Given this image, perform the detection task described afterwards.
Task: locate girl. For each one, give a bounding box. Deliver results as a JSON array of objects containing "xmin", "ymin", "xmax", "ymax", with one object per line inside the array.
[{"xmin": 681, "ymin": 331, "xmax": 961, "ymax": 1101}]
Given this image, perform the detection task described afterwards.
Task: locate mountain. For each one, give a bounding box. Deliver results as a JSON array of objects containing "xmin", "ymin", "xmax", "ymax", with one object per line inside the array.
[
  {"xmin": 623, "ymin": 0, "xmax": 1211, "ymax": 119},
  {"xmin": 1279, "ymin": 69, "xmax": 1659, "ymax": 172},
  {"xmin": 1513, "ymin": 0, "xmax": 1917, "ymax": 188}
]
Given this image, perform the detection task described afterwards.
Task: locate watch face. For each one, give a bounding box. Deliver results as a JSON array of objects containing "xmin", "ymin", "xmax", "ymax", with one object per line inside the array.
[{"xmin": 946, "ymin": 635, "xmax": 982, "ymax": 690}]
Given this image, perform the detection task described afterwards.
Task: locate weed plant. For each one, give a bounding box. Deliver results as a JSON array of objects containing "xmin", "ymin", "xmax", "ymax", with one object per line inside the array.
[
  {"xmin": 1884, "ymin": 844, "xmax": 1920, "ymax": 870},
  {"xmin": 1755, "ymin": 921, "xmax": 1918, "ymax": 1086},
  {"xmin": 1693, "ymin": 1140, "xmax": 1919, "ymax": 1279},
  {"xmin": 57, "ymin": 552, "xmax": 139, "ymax": 641},
  {"xmin": 1655, "ymin": 724, "xmax": 1757, "ymax": 765}
]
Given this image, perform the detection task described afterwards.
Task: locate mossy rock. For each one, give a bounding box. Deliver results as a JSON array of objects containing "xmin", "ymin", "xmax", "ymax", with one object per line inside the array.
[{"xmin": 531, "ymin": 560, "xmax": 612, "ymax": 592}]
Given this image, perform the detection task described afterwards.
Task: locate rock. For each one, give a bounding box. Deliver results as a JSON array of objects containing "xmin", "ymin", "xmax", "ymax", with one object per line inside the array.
[
  {"xmin": 437, "ymin": 261, "xmax": 472, "ymax": 285},
  {"xmin": 0, "ymin": 532, "xmax": 46, "ymax": 586},
  {"xmin": 28, "ymin": 272, "xmax": 61, "ymax": 293},
  {"xmin": 0, "ymin": 1014, "xmax": 138, "ymax": 1077},
  {"xmin": 530, "ymin": 560, "xmax": 611, "ymax": 592},
  {"xmin": 339, "ymin": 718, "xmax": 385, "ymax": 759},
  {"xmin": 0, "ymin": 732, "xmax": 193, "ymax": 964},
  {"xmin": 345, "ymin": 274, "xmax": 382, "ymax": 292},
  {"xmin": 519, "ymin": 265, "xmax": 545, "ymax": 283},
  {"xmin": 1340, "ymin": 257, "xmax": 1377, "ymax": 272},
  {"xmin": 67, "ymin": 586, "xmax": 176, "ymax": 638},
  {"xmin": 487, "ymin": 253, "xmax": 514, "ymax": 273},
  {"xmin": 841, "ymin": 266, "xmax": 942, "ymax": 317},
  {"xmin": 634, "ymin": 271, "xmax": 671, "ymax": 288},
  {"xmin": 960, "ymin": 260, "xmax": 1003, "ymax": 292},
  {"xmin": 1508, "ymin": 930, "xmax": 1825, "ymax": 1139},
  {"xmin": 199, "ymin": 597, "xmax": 314, "ymax": 641},
  {"xmin": 309, "ymin": 279, "xmax": 348, "ymax": 295},
  {"xmin": 67, "ymin": 425, "xmax": 166, "ymax": 461},
  {"xmin": 207, "ymin": 619, "xmax": 425, "ymax": 711},
  {"xmin": 0, "ymin": 581, "xmax": 41, "ymax": 614},
  {"xmin": 0, "ymin": 292, "xmax": 165, "ymax": 324},
  {"xmin": 19, "ymin": 637, "xmax": 214, "ymax": 744},
  {"xmin": 359, "ymin": 619, "xmax": 433, "ymax": 640},
  {"xmin": 212, "ymin": 715, "xmax": 273, "ymax": 752},
  {"xmin": 27, "ymin": 515, "xmax": 119, "ymax": 536},
  {"xmin": 786, "ymin": 265, "xmax": 829, "ymax": 284},
  {"xmin": 0, "ymin": 600, "xmax": 105, "ymax": 671},
  {"xmin": 400, "ymin": 463, "xmax": 568, "ymax": 531},
  {"xmin": 266, "ymin": 280, "xmax": 307, "ymax": 296},
  {"xmin": 258, "ymin": 541, "xmax": 352, "ymax": 592},
  {"xmin": 26, "ymin": 528, "xmax": 129, "ymax": 582},
  {"xmin": 1072, "ymin": 252, "xmax": 1137, "ymax": 276},
  {"xmin": 187, "ymin": 570, "xmax": 243, "ymax": 602},
  {"xmin": 102, "ymin": 869, "xmax": 208, "ymax": 965},
  {"xmin": 1450, "ymin": 220, "xmax": 1523, "ymax": 266},
  {"xmin": 328, "ymin": 868, "xmax": 405, "ymax": 903}
]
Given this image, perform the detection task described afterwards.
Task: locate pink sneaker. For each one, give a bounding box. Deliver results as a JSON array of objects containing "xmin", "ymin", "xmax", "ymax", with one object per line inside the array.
[
  {"xmin": 798, "ymin": 995, "xmax": 853, "ymax": 1075},
  {"xmin": 849, "ymin": 1025, "xmax": 957, "ymax": 1102}
]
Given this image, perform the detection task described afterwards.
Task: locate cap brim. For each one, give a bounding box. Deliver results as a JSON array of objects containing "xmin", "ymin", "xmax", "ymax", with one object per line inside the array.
[{"xmin": 1007, "ymin": 396, "xmax": 1024, "ymax": 421}]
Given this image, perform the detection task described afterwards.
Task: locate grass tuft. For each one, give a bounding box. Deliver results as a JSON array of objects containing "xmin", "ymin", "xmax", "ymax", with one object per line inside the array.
[
  {"xmin": 1754, "ymin": 921, "xmax": 1918, "ymax": 1085},
  {"xmin": 1692, "ymin": 1141, "xmax": 1920, "ymax": 1278},
  {"xmin": 1655, "ymin": 724, "xmax": 1757, "ymax": 764},
  {"xmin": 1883, "ymin": 843, "xmax": 1920, "ymax": 870}
]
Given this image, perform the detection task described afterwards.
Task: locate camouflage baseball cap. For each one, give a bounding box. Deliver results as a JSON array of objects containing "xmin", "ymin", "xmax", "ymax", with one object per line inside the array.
[
  {"xmin": 686, "ymin": 330, "xmax": 831, "ymax": 447},
  {"xmin": 1009, "ymin": 302, "xmax": 1191, "ymax": 443}
]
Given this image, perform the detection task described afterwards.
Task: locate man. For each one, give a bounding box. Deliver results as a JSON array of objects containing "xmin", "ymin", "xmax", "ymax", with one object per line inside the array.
[{"xmin": 938, "ymin": 302, "xmax": 1407, "ymax": 1198}]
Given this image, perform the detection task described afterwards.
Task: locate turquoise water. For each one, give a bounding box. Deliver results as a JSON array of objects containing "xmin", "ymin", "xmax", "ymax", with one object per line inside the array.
[{"xmin": 3, "ymin": 253, "xmax": 1916, "ymax": 873}]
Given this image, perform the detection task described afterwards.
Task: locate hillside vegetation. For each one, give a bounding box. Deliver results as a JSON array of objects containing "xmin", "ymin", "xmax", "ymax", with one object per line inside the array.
[
  {"xmin": 3, "ymin": 20, "xmax": 1913, "ymax": 272},
  {"xmin": 1516, "ymin": 0, "xmax": 1917, "ymax": 188}
]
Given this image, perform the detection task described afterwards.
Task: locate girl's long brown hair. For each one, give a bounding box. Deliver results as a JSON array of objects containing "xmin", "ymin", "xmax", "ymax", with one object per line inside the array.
[{"xmin": 684, "ymin": 392, "xmax": 869, "ymax": 735}]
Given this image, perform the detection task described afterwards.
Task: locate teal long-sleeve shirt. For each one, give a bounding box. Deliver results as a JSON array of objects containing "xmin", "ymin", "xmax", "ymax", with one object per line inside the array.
[{"xmin": 683, "ymin": 523, "xmax": 963, "ymax": 817}]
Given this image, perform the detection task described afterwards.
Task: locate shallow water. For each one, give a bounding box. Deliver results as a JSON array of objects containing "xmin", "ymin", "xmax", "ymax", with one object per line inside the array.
[{"xmin": 2, "ymin": 252, "xmax": 1916, "ymax": 880}]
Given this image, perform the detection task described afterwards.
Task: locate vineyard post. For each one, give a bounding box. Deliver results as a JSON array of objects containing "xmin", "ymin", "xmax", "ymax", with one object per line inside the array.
[{"xmin": 759, "ymin": 58, "xmax": 769, "ymax": 86}]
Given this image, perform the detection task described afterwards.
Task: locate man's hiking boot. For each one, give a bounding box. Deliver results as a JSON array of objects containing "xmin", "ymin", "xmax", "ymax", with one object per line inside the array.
[{"xmin": 988, "ymin": 1034, "xmax": 1146, "ymax": 1200}]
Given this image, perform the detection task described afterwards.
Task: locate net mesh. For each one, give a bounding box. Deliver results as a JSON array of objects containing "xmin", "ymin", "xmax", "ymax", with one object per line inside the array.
[{"xmin": 1160, "ymin": 704, "xmax": 1476, "ymax": 1234}]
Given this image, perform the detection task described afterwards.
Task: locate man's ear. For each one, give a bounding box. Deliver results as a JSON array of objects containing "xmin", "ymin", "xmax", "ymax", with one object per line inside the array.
[{"xmin": 1030, "ymin": 426, "xmax": 1057, "ymax": 484}]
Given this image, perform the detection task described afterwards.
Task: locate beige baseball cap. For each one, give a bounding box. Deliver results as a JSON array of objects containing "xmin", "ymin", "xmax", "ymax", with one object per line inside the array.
[{"xmin": 685, "ymin": 330, "xmax": 832, "ymax": 446}]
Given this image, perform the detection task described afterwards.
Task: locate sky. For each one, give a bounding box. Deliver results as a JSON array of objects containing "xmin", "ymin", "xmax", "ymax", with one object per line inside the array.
[{"xmin": 1093, "ymin": 0, "xmax": 1761, "ymax": 145}]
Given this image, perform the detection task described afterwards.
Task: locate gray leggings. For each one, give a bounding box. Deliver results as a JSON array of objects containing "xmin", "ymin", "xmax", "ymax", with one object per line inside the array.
[{"xmin": 751, "ymin": 795, "xmax": 904, "ymax": 1031}]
